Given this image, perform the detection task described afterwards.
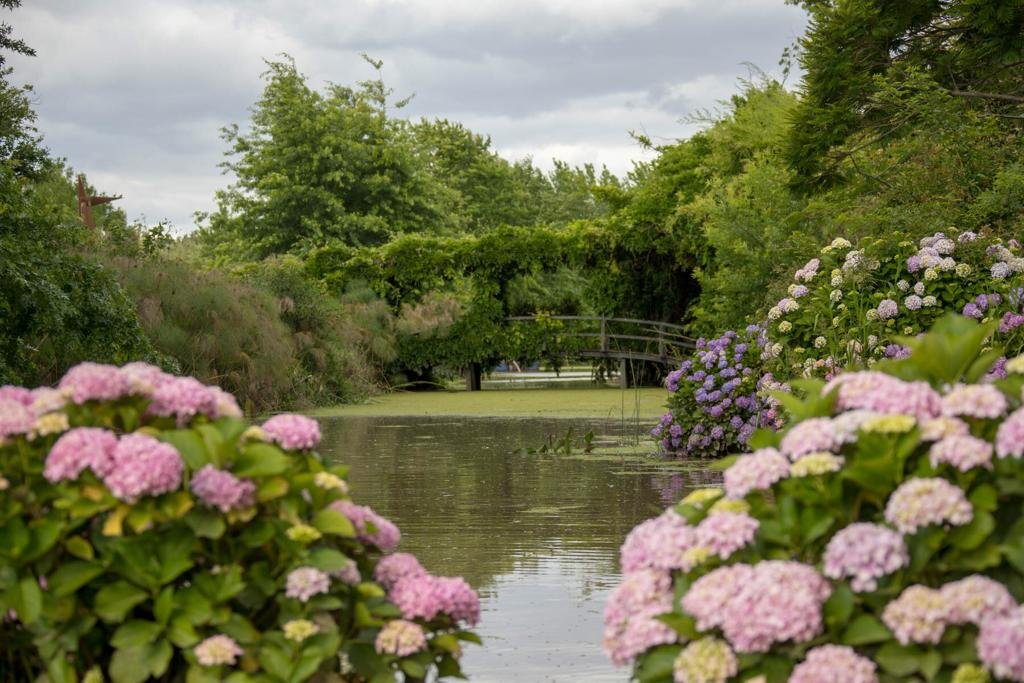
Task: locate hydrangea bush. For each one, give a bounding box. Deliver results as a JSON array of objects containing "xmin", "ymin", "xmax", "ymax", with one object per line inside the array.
[
  {"xmin": 608, "ymin": 315, "xmax": 1024, "ymax": 682},
  {"xmin": 765, "ymin": 232, "xmax": 1024, "ymax": 379},
  {"xmin": 0, "ymin": 362, "xmax": 479, "ymax": 682},
  {"xmin": 653, "ymin": 327, "xmax": 784, "ymax": 457}
]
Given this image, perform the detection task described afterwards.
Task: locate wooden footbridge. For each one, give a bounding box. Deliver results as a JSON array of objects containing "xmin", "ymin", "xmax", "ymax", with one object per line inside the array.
[{"xmin": 465, "ymin": 315, "xmax": 696, "ymax": 389}]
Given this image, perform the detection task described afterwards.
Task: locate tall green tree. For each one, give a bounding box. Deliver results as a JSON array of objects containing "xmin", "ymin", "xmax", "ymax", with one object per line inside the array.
[
  {"xmin": 787, "ymin": 0, "xmax": 1024, "ymax": 188},
  {"xmin": 203, "ymin": 56, "xmax": 453, "ymax": 258}
]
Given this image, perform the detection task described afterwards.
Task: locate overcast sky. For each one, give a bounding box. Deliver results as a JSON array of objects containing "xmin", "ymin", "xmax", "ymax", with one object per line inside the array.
[{"xmin": 9, "ymin": 0, "xmax": 806, "ymax": 231}]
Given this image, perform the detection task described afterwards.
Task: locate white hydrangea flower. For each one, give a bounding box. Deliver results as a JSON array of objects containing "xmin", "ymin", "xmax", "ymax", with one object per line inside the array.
[
  {"xmin": 914, "ymin": 281, "xmax": 926, "ymax": 295},
  {"xmin": 897, "ymin": 280, "xmax": 909, "ymax": 292}
]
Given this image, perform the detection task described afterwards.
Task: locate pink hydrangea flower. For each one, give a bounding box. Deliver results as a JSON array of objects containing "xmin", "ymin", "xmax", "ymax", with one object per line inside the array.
[
  {"xmin": 996, "ymin": 407, "xmax": 1024, "ymax": 458},
  {"xmin": 882, "ymin": 585, "xmax": 949, "ymax": 645},
  {"xmin": 830, "ymin": 410, "xmax": 879, "ymax": 444},
  {"xmin": 790, "ymin": 645, "xmax": 878, "ymax": 683},
  {"xmin": 389, "ymin": 574, "xmax": 480, "ymax": 625},
  {"xmin": 929, "ymin": 434, "xmax": 993, "ymax": 472},
  {"xmin": 44, "ymin": 427, "xmax": 119, "ymax": 482},
  {"xmin": 210, "ymin": 387, "xmax": 243, "ymax": 418},
  {"xmin": 285, "ymin": 567, "xmax": 330, "ymax": 602},
  {"xmin": 695, "ymin": 512, "xmax": 758, "ymax": 560},
  {"xmin": 602, "ymin": 568, "xmax": 677, "ymax": 666},
  {"xmin": 374, "ymin": 553, "xmax": 427, "ymax": 589},
  {"xmin": 330, "ymin": 500, "xmax": 401, "ymax": 552},
  {"xmin": 332, "ymin": 558, "xmax": 361, "ymax": 586},
  {"xmin": 119, "ymin": 362, "xmax": 168, "ymax": 395},
  {"xmin": 978, "ymin": 607, "xmax": 1024, "ymax": 682},
  {"xmin": 723, "ymin": 449, "xmax": 790, "ymax": 499},
  {"xmin": 722, "ymin": 561, "xmax": 831, "ymax": 653},
  {"xmin": 0, "ymin": 385, "xmax": 33, "ymax": 406},
  {"xmin": 884, "ymin": 477, "xmax": 972, "ymax": 534},
  {"xmin": 59, "ymin": 362, "xmax": 130, "ymax": 404},
  {"xmin": 190, "ymin": 465, "xmax": 255, "ymax": 513},
  {"xmin": 824, "ymin": 372, "xmax": 941, "ymax": 420},
  {"xmin": 681, "ymin": 564, "xmax": 754, "ymax": 632},
  {"xmin": 29, "ymin": 387, "xmax": 66, "ymax": 416},
  {"xmin": 262, "ymin": 413, "xmax": 321, "ymax": 450},
  {"xmin": 920, "ymin": 416, "xmax": 970, "ymax": 442},
  {"xmin": 619, "ymin": 509, "xmax": 698, "ymax": 573},
  {"xmin": 780, "ymin": 418, "xmax": 838, "ymax": 459},
  {"xmin": 148, "ymin": 376, "xmax": 218, "ymax": 425},
  {"xmin": 0, "ymin": 398, "xmax": 35, "ymax": 441},
  {"xmin": 823, "ymin": 523, "xmax": 908, "ymax": 592},
  {"xmin": 194, "ymin": 634, "xmax": 243, "ymax": 666},
  {"xmin": 103, "ymin": 433, "xmax": 184, "ymax": 503},
  {"xmin": 940, "ymin": 575, "xmax": 1017, "ymax": 626},
  {"xmin": 941, "ymin": 384, "xmax": 1008, "ymax": 419},
  {"xmin": 375, "ymin": 619, "xmax": 427, "ymax": 657}
]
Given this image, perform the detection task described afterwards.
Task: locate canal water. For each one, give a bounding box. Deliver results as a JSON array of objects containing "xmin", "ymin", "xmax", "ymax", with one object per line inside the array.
[{"xmin": 318, "ymin": 414, "xmax": 715, "ymax": 682}]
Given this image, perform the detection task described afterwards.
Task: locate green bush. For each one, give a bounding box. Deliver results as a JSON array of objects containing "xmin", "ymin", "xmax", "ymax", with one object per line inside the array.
[
  {"xmin": 0, "ymin": 362, "xmax": 480, "ymax": 681},
  {"xmin": 607, "ymin": 315, "xmax": 1024, "ymax": 681}
]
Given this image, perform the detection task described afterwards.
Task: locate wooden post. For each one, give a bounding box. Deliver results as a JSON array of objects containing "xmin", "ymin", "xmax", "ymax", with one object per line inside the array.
[
  {"xmin": 465, "ymin": 363, "xmax": 482, "ymax": 391},
  {"xmin": 657, "ymin": 324, "xmax": 665, "ymax": 359},
  {"xmin": 619, "ymin": 358, "xmax": 631, "ymax": 389},
  {"xmin": 600, "ymin": 317, "xmax": 608, "ymax": 353}
]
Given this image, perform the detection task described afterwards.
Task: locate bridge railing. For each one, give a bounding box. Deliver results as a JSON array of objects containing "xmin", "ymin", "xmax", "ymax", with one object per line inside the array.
[{"xmin": 502, "ymin": 315, "xmax": 696, "ymax": 364}]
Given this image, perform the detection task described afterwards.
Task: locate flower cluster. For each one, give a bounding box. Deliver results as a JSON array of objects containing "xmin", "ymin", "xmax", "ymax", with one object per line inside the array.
[
  {"xmin": 0, "ymin": 362, "xmax": 481, "ymax": 681},
  {"xmin": 388, "ymin": 573, "xmax": 481, "ymax": 626},
  {"xmin": 764, "ymin": 231, "xmax": 1024, "ymax": 379},
  {"xmin": 330, "ymin": 500, "xmax": 401, "ymax": 552},
  {"xmin": 190, "ymin": 465, "xmax": 256, "ymax": 512},
  {"xmin": 612, "ymin": 317, "xmax": 1024, "ymax": 681},
  {"xmin": 656, "ymin": 326, "xmax": 782, "ymax": 457}
]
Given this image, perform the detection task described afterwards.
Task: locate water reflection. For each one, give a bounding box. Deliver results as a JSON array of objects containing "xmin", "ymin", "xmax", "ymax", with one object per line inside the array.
[{"xmin": 319, "ymin": 415, "xmax": 713, "ymax": 682}]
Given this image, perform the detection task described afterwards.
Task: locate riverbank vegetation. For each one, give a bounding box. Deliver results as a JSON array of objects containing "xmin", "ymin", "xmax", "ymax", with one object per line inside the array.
[{"xmin": 3, "ymin": 0, "xmax": 1023, "ymax": 421}]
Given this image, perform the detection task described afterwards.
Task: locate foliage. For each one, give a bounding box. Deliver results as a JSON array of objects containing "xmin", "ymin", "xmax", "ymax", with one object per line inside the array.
[
  {"xmin": 763, "ymin": 231, "xmax": 1024, "ymax": 380},
  {"xmin": 610, "ymin": 314, "xmax": 1024, "ymax": 682},
  {"xmin": 654, "ymin": 326, "xmax": 784, "ymax": 458},
  {"xmin": 0, "ymin": 362, "xmax": 480, "ymax": 681},
  {"xmin": 786, "ymin": 0, "xmax": 1024, "ymax": 188},
  {"xmin": 110, "ymin": 257, "xmax": 302, "ymax": 413}
]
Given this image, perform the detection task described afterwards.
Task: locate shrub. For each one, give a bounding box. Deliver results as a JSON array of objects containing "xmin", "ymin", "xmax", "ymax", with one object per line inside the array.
[
  {"xmin": 608, "ymin": 315, "xmax": 1024, "ymax": 682},
  {"xmin": 0, "ymin": 362, "xmax": 479, "ymax": 682},
  {"xmin": 653, "ymin": 326, "xmax": 783, "ymax": 458},
  {"xmin": 764, "ymin": 231, "xmax": 1024, "ymax": 379}
]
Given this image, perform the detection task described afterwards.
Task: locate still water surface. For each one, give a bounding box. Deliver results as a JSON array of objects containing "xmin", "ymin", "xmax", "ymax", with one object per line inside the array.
[{"xmin": 318, "ymin": 414, "xmax": 715, "ymax": 682}]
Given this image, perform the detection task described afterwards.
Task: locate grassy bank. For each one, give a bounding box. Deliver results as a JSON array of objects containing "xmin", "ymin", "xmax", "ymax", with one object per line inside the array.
[{"xmin": 308, "ymin": 386, "xmax": 667, "ymax": 419}]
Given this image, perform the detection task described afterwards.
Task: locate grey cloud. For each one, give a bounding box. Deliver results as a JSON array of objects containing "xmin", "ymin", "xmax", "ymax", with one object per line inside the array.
[{"xmin": 8, "ymin": 0, "xmax": 805, "ymax": 229}]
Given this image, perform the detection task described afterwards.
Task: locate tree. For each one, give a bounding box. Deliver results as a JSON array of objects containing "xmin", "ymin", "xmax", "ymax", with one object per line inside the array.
[
  {"xmin": 202, "ymin": 56, "xmax": 454, "ymax": 258},
  {"xmin": 787, "ymin": 0, "xmax": 1024, "ymax": 188}
]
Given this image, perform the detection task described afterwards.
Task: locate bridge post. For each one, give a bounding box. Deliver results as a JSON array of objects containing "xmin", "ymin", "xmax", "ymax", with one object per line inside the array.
[
  {"xmin": 658, "ymin": 324, "xmax": 665, "ymax": 359},
  {"xmin": 465, "ymin": 363, "xmax": 482, "ymax": 391},
  {"xmin": 600, "ymin": 317, "xmax": 608, "ymax": 353},
  {"xmin": 619, "ymin": 359, "xmax": 633, "ymax": 389}
]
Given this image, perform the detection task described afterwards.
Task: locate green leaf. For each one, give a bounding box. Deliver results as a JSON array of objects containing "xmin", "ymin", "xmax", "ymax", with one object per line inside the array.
[
  {"xmin": 920, "ymin": 649, "xmax": 942, "ymax": 680},
  {"xmin": 307, "ymin": 548, "xmax": 351, "ymax": 573},
  {"xmin": 634, "ymin": 644, "xmax": 682, "ymax": 682},
  {"xmin": 23, "ymin": 519, "xmax": 63, "ymax": 561},
  {"xmin": 950, "ymin": 510, "xmax": 995, "ymax": 551},
  {"xmin": 49, "ymin": 561, "xmax": 105, "ymax": 598},
  {"xmin": 256, "ymin": 476, "xmax": 289, "ymax": 502},
  {"xmin": 109, "ymin": 640, "xmax": 172, "ymax": 683},
  {"xmin": 185, "ymin": 508, "xmax": 226, "ymax": 539},
  {"xmin": 65, "ymin": 536, "xmax": 95, "ymax": 561},
  {"xmin": 14, "ymin": 575, "xmax": 42, "ymax": 624},
  {"xmin": 313, "ymin": 509, "xmax": 356, "ymax": 537},
  {"xmin": 875, "ymin": 642, "xmax": 921, "ymax": 676},
  {"xmin": 400, "ymin": 659, "xmax": 427, "ymax": 679},
  {"xmin": 841, "ymin": 614, "xmax": 892, "ymax": 645},
  {"xmin": 161, "ymin": 430, "xmax": 211, "ymax": 470},
  {"xmin": 234, "ymin": 443, "xmax": 291, "ymax": 477},
  {"xmin": 168, "ymin": 616, "xmax": 200, "ymax": 648},
  {"xmin": 655, "ymin": 612, "xmax": 698, "ymax": 639},
  {"xmin": 111, "ymin": 620, "xmax": 164, "ymax": 648},
  {"xmin": 824, "ymin": 584, "xmax": 854, "ymax": 627},
  {"xmin": 154, "ymin": 586, "xmax": 174, "ymax": 625},
  {"xmin": 969, "ymin": 484, "xmax": 998, "ymax": 511},
  {"xmin": 258, "ymin": 643, "xmax": 293, "ymax": 680},
  {"xmin": 95, "ymin": 581, "xmax": 149, "ymax": 623},
  {"xmin": 241, "ymin": 518, "xmax": 277, "ymax": 547},
  {"xmin": 0, "ymin": 517, "xmax": 30, "ymax": 559}
]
